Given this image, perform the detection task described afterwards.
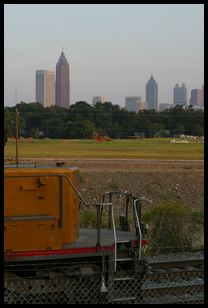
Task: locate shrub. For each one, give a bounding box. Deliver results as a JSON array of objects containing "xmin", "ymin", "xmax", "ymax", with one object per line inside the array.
[
  {"xmin": 143, "ymin": 201, "xmax": 204, "ymax": 254},
  {"xmin": 80, "ymin": 209, "xmax": 97, "ymax": 228}
]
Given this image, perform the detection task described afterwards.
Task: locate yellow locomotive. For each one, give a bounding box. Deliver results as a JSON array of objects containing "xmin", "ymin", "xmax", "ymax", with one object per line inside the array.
[
  {"xmin": 4, "ymin": 164, "xmax": 80, "ymax": 252},
  {"xmin": 4, "ymin": 162, "xmax": 149, "ymax": 304}
]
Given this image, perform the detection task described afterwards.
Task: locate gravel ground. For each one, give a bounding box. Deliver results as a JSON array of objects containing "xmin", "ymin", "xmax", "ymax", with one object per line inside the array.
[{"xmin": 145, "ymin": 250, "xmax": 204, "ymax": 263}]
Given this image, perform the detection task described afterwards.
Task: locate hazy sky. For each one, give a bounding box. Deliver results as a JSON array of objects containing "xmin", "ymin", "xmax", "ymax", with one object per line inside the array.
[{"xmin": 4, "ymin": 4, "xmax": 204, "ymax": 107}]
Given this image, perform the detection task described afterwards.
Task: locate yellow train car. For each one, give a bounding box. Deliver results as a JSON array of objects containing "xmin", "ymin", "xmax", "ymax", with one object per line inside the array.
[
  {"xmin": 4, "ymin": 162, "xmax": 150, "ymax": 304},
  {"xmin": 4, "ymin": 164, "xmax": 80, "ymax": 252}
]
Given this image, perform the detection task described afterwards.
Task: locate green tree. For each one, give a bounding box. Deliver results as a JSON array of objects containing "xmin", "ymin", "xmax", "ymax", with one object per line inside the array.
[{"xmin": 172, "ymin": 123, "xmax": 185, "ymax": 136}]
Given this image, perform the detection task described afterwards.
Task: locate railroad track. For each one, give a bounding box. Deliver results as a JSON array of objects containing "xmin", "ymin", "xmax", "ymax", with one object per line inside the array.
[
  {"xmin": 141, "ymin": 259, "xmax": 204, "ymax": 304},
  {"xmin": 148, "ymin": 259, "xmax": 204, "ymax": 271},
  {"xmin": 4, "ymin": 259, "xmax": 204, "ymax": 304}
]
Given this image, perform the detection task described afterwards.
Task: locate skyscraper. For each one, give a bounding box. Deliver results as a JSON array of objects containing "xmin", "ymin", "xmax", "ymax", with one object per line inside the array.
[
  {"xmin": 173, "ymin": 84, "xmax": 180, "ymax": 105},
  {"xmin": 189, "ymin": 86, "xmax": 204, "ymax": 107},
  {"xmin": 36, "ymin": 70, "xmax": 55, "ymax": 107},
  {"xmin": 173, "ymin": 83, "xmax": 187, "ymax": 106},
  {"xmin": 146, "ymin": 75, "xmax": 158, "ymax": 110},
  {"xmin": 56, "ymin": 50, "xmax": 70, "ymax": 108}
]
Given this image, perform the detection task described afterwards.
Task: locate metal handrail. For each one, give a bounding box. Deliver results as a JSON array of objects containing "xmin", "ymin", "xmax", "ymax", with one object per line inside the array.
[
  {"xmin": 111, "ymin": 204, "xmax": 117, "ymax": 271},
  {"xmin": 133, "ymin": 199, "xmax": 142, "ymax": 261},
  {"xmin": 102, "ymin": 191, "xmax": 145, "ymax": 270}
]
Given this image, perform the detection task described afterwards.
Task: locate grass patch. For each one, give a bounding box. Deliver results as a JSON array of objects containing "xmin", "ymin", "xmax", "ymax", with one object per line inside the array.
[{"xmin": 4, "ymin": 138, "xmax": 204, "ymax": 160}]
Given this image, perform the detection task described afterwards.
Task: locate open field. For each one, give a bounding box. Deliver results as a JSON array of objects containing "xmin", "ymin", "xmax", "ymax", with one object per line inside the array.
[{"xmin": 4, "ymin": 138, "xmax": 204, "ymax": 160}]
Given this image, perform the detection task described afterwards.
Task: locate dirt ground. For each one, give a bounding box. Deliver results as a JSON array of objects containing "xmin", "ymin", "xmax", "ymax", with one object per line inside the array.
[{"xmin": 75, "ymin": 160, "xmax": 204, "ymax": 211}]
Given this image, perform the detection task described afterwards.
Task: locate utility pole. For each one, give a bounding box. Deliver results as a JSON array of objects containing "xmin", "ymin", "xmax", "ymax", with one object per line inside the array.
[{"xmin": 16, "ymin": 108, "xmax": 19, "ymax": 167}]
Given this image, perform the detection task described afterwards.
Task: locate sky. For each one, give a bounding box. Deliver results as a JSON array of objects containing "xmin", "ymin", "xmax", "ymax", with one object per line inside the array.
[{"xmin": 4, "ymin": 4, "xmax": 204, "ymax": 107}]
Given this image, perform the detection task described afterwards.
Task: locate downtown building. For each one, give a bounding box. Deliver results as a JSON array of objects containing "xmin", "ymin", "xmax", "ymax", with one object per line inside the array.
[
  {"xmin": 56, "ymin": 51, "xmax": 70, "ymax": 108},
  {"xmin": 189, "ymin": 86, "xmax": 204, "ymax": 107},
  {"xmin": 173, "ymin": 83, "xmax": 187, "ymax": 106},
  {"xmin": 125, "ymin": 96, "xmax": 146, "ymax": 112},
  {"xmin": 36, "ymin": 70, "xmax": 55, "ymax": 107},
  {"xmin": 146, "ymin": 75, "xmax": 158, "ymax": 110},
  {"xmin": 92, "ymin": 96, "xmax": 108, "ymax": 106},
  {"xmin": 159, "ymin": 103, "xmax": 174, "ymax": 111}
]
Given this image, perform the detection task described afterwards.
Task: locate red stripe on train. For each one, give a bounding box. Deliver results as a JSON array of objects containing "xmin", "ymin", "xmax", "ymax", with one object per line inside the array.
[{"xmin": 5, "ymin": 240, "xmax": 147, "ymax": 259}]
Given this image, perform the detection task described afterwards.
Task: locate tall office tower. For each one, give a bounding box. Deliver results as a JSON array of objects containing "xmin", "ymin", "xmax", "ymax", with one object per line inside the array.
[
  {"xmin": 190, "ymin": 89, "xmax": 200, "ymax": 106},
  {"xmin": 181, "ymin": 84, "xmax": 187, "ymax": 106},
  {"xmin": 56, "ymin": 51, "xmax": 70, "ymax": 108},
  {"xmin": 125, "ymin": 96, "xmax": 145, "ymax": 112},
  {"xmin": 173, "ymin": 83, "xmax": 187, "ymax": 106},
  {"xmin": 189, "ymin": 86, "xmax": 204, "ymax": 107},
  {"xmin": 146, "ymin": 75, "xmax": 158, "ymax": 110},
  {"xmin": 173, "ymin": 84, "xmax": 180, "ymax": 105},
  {"xmin": 36, "ymin": 70, "xmax": 55, "ymax": 107},
  {"xmin": 92, "ymin": 96, "xmax": 108, "ymax": 106}
]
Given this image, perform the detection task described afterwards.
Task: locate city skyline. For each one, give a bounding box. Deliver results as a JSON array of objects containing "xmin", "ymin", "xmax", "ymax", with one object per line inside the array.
[{"xmin": 4, "ymin": 4, "xmax": 204, "ymax": 107}]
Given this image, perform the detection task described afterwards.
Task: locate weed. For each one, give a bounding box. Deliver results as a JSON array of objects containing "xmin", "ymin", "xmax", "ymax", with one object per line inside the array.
[
  {"xmin": 78, "ymin": 173, "xmax": 86, "ymax": 183},
  {"xmin": 109, "ymin": 182, "xmax": 119, "ymax": 191}
]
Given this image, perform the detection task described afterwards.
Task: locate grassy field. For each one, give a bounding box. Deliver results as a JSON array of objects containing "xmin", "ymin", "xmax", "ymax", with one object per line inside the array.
[{"xmin": 4, "ymin": 138, "xmax": 204, "ymax": 160}]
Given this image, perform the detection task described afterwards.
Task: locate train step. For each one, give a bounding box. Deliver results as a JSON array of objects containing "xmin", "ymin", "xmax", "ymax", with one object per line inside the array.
[
  {"xmin": 116, "ymin": 258, "xmax": 132, "ymax": 262},
  {"xmin": 116, "ymin": 240, "xmax": 131, "ymax": 244}
]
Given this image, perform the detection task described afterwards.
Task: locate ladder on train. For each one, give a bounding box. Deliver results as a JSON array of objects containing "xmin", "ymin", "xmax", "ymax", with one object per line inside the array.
[
  {"xmin": 111, "ymin": 198, "xmax": 142, "ymax": 272},
  {"xmin": 109, "ymin": 199, "xmax": 143, "ymax": 303},
  {"xmin": 101, "ymin": 192, "xmax": 148, "ymax": 303}
]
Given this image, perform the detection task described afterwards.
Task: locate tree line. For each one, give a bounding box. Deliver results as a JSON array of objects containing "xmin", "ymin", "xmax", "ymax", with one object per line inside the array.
[{"xmin": 4, "ymin": 101, "xmax": 204, "ymax": 141}]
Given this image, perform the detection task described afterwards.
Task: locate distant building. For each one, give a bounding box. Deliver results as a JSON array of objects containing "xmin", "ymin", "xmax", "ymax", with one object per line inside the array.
[
  {"xmin": 56, "ymin": 50, "xmax": 70, "ymax": 108},
  {"xmin": 173, "ymin": 83, "xmax": 187, "ymax": 106},
  {"xmin": 189, "ymin": 86, "xmax": 204, "ymax": 107},
  {"xmin": 138, "ymin": 101, "xmax": 147, "ymax": 111},
  {"xmin": 125, "ymin": 96, "xmax": 146, "ymax": 112},
  {"xmin": 159, "ymin": 103, "xmax": 174, "ymax": 111},
  {"xmin": 36, "ymin": 70, "xmax": 55, "ymax": 107},
  {"xmin": 92, "ymin": 96, "xmax": 108, "ymax": 106},
  {"xmin": 146, "ymin": 75, "xmax": 158, "ymax": 110}
]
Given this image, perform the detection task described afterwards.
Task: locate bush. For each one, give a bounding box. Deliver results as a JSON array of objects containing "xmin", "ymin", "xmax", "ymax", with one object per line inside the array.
[
  {"xmin": 80, "ymin": 210, "xmax": 98, "ymax": 228},
  {"xmin": 143, "ymin": 201, "xmax": 204, "ymax": 254}
]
